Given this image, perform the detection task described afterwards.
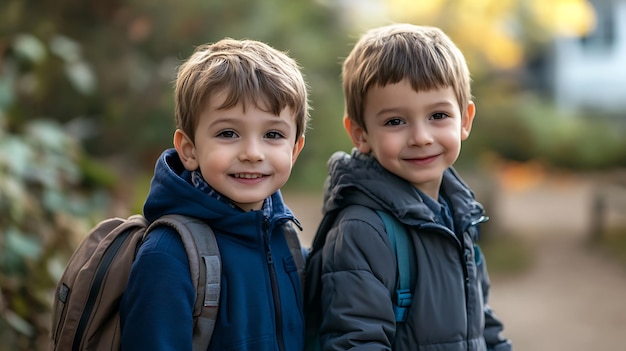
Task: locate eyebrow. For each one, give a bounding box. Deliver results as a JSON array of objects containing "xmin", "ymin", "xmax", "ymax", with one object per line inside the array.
[
  {"xmin": 376, "ymin": 100, "xmax": 456, "ymax": 116},
  {"xmin": 428, "ymin": 100, "xmax": 457, "ymax": 109},
  {"xmin": 208, "ymin": 116, "xmax": 239, "ymax": 128},
  {"xmin": 209, "ymin": 115, "xmax": 293, "ymax": 130},
  {"xmin": 267, "ymin": 115, "xmax": 293, "ymax": 124},
  {"xmin": 375, "ymin": 107, "xmax": 405, "ymax": 117}
]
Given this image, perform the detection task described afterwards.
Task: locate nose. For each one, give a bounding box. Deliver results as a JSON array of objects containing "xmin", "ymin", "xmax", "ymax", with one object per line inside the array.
[
  {"xmin": 238, "ymin": 138, "xmax": 265, "ymax": 162},
  {"xmin": 408, "ymin": 123, "xmax": 433, "ymax": 147}
]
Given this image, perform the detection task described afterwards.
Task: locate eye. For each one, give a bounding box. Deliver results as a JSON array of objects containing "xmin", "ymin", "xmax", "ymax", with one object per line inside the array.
[
  {"xmin": 216, "ymin": 130, "xmax": 238, "ymax": 138},
  {"xmin": 265, "ymin": 130, "xmax": 285, "ymax": 139},
  {"xmin": 384, "ymin": 118, "xmax": 405, "ymax": 126},
  {"xmin": 431, "ymin": 112, "xmax": 449, "ymax": 120}
]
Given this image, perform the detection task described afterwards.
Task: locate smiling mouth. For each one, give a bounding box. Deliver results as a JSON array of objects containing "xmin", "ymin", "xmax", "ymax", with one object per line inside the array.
[
  {"xmin": 408, "ymin": 154, "xmax": 437, "ymax": 161},
  {"xmin": 405, "ymin": 154, "xmax": 440, "ymax": 164},
  {"xmin": 232, "ymin": 173, "xmax": 265, "ymax": 179},
  {"xmin": 415, "ymin": 155, "xmax": 436, "ymax": 161}
]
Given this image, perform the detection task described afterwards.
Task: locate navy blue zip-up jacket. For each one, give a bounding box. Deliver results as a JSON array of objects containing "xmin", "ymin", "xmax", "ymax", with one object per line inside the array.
[{"xmin": 120, "ymin": 148, "xmax": 305, "ymax": 351}]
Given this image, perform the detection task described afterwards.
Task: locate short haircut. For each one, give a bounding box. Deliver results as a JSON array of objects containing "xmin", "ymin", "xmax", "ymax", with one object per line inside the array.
[
  {"xmin": 175, "ymin": 38, "xmax": 309, "ymax": 142},
  {"xmin": 342, "ymin": 24, "xmax": 471, "ymax": 130}
]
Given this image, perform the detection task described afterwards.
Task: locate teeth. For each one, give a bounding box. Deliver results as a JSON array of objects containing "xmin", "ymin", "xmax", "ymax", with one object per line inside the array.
[{"xmin": 234, "ymin": 173, "xmax": 262, "ymax": 179}]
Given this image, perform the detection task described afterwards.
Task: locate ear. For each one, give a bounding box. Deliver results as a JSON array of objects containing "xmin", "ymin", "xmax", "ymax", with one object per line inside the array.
[
  {"xmin": 460, "ymin": 101, "xmax": 476, "ymax": 141},
  {"xmin": 173, "ymin": 129, "xmax": 199, "ymax": 171},
  {"xmin": 291, "ymin": 135, "xmax": 306, "ymax": 165},
  {"xmin": 343, "ymin": 116, "xmax": 371, "ymax": 153}
]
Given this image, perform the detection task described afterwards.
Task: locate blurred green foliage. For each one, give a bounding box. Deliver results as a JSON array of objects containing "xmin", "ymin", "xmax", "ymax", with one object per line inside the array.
[
  {"xmin": 460, "ymin": 87, "xmax": 626, "ymax": 171},
  {"xmin": 2, "ymin": 0, "xmax": 352, "ymax": 189},
  {"xmin": 0, "ymin": 116, "xmax": 111, "ymax": 350}
]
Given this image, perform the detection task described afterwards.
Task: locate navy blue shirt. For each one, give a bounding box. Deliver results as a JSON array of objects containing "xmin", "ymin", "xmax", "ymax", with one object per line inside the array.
[{"xmin": 419, "ymin": 191, "xmax": 455, "ymax": 233}]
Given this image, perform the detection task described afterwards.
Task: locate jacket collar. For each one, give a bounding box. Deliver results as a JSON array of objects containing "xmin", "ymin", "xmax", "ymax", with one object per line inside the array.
[{"xmin": 323, "ymin": 149, "xmax": 484, "ymax": 229}]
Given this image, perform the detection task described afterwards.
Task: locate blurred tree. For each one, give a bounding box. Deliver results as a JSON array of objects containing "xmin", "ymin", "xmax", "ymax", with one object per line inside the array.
[{"xmin": 1, "ymin": 0, "xmax": 350, "ymax": 188}]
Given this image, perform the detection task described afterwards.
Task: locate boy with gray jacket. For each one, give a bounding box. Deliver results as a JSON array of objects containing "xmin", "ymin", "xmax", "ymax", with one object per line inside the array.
[{"xmin": 305, "ymin": 23, "xmax": 512, "ymax": 350}]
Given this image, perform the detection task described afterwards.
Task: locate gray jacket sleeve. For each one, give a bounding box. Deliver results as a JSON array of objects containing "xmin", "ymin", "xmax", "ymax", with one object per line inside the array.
[
  {"xmin": 478, "ymin": 246, "xmax": 513, "ymax": 351},
  {"xmin": 319, "ymin": 216, "xmax": 397, "ymax": 351}
]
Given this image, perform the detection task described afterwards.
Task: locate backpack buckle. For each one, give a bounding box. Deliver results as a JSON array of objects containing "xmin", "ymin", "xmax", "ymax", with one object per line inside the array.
[
  {"xmin": 394, "ymin": 289, "xmax": 413, "ymax": 323},
  {"xmin": 395, "ymin": 289, "xmax": 413, "ymax": 307}
]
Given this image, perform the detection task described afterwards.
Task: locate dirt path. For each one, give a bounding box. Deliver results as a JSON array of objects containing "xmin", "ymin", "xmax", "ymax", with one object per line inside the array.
[
  {"xmin": 491, "ymin": 236, "xmax": 626, "ymax": 350},
  {"xmin": 487, "ymin": 174, "xmax": 626, "ymax": 351},
  {"xmin": 284, "ymin": 171, "xmax": 626, "ymax": 351}
]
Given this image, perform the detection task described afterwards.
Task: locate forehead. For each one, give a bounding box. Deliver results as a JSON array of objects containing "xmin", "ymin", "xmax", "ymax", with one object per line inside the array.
[
  {"xmin": 206, "ymin": 88, "xmax": 268, "ymax": 111},
  {"xmin": 202, "ymin": 91, "xmax": 296, "ymax": 125},
  {"xmin": 365, "ymin": 82, "xmax": 458, "ymax": 107}
]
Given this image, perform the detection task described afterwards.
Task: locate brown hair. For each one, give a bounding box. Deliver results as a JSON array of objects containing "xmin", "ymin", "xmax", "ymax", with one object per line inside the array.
[
  {"xmin": 342, "ymin": 24, "xmax": 471, "ymax": 130},
  {"xmin": 175, "ymin": 38, "xmax": 309, "ymax": 142}
]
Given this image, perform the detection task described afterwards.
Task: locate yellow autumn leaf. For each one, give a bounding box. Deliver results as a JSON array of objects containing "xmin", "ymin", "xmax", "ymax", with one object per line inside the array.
[
  {"xmin": 380, "ymin": 0, "xmax": 596, "ymax": 69},
  {"xmin": 529, "ymin": 0, "xmax": 596, "ymax": 37},
  {"xmin": 385, "ymin": 0, "xmax": 445, "ymax": 21}
]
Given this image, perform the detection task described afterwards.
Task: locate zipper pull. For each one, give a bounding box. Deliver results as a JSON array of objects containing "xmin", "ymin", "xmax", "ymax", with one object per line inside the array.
[
  {"xmin": 267, "ymin": 250, "xmax": 273, "ymax": 264},
  {"xmin": 470, "ymin": 215, "xmax": 489, "ymax": 226}
]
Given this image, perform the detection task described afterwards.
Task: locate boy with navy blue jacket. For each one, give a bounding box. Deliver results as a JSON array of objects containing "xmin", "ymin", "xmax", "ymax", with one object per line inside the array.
[
  {"xmin": 308, "ymin": 24, "xmax": 512, "ymax": 350},
  {"xmin": 120, "ymin": 38, "xmax": 309, "ymax": 351}
]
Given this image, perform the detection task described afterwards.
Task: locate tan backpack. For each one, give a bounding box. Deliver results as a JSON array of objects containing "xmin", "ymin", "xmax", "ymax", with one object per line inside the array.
[{"xmin": 49, "ymin": 213, "xmax": 304, "ymax": 351}]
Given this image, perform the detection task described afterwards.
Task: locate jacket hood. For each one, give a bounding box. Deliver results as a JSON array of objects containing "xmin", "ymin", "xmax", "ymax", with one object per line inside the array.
[
  {"xmin": 143, "ymin": 148, "xmax": 297, "ymax": 235},
  {"xmin": 323, "ymin": 149, "xmax": 484, "ymax": 228}
]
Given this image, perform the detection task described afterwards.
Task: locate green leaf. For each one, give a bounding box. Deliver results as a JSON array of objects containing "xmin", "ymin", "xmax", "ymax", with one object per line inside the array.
[
  {"xmin": 13, "ymin": 34, "xmax": 46, "ymax": 64},
  {"xmin": 64, "ymin": 61, "xmax": 97, "ymax": 95},
  {"xmin": 49, "ymin": 35, "xmax": 81, "ymax": 63},
  {"xmin": 2, "ymin": 309, "xmax": 34, "ymax": 337},
  {"xmin": 0, "ymin": 137, "xmax": 32, "ymax": 177},
  {"xmin": 5, "ymin": 227, "xmax": 41, "ymax": 260}
]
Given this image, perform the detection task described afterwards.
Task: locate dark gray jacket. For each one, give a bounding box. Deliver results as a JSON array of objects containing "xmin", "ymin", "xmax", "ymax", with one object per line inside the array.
[{"xmin": 317, "ymin": 150, "xmax": 512, "ymax": 351}]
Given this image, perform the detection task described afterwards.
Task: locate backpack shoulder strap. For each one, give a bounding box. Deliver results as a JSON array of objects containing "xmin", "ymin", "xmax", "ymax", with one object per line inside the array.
[
  {"xmin": 309, "ymin": 209, "xmax": 341, "ymax": 253},
  {"xmin": 148, "ymin": 214, "xmax": 220, "ymax": 351},
  {"xmin": 283, "ymin": 222, "xmax": 306, "ymax": 288},
  {"xmin": 375, "ymin": 210, "xmax": 415, "ymax": 323}
]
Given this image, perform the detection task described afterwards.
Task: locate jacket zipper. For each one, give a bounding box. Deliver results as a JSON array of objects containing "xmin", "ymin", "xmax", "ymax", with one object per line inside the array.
[
  {"xmin": 463, "ymin": 216, "xmax": 488, "ymax": 350},
  {"xmin": 264, "ymin": 219, "xmax": 286, "ymax": 351},
  {"xmin": 419, "ymin": 221, "xmax": 475, "ymax": 348}
]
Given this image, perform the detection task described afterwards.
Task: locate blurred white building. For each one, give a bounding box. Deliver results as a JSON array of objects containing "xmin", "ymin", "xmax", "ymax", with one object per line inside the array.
[{"xmin": 551, "ymin": 0, "xmax": 626, "ymax": 113}]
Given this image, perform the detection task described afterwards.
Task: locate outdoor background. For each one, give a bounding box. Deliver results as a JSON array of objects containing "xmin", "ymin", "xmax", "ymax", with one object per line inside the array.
[{"xmin": 1, "ymin": 0, "xmax": 626, "ymax": 350}]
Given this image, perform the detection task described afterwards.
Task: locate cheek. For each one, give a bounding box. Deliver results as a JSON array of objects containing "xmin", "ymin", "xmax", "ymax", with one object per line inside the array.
[
  {"xmin": 374, "ymin": 135, "xmax": 402, "ymax": 156},
  {"xmin": 198, "ymin": 148, "xmax": 228, "ymax": 170},
  {"xmin": 271, "ymin": 146, "xmax": 296, "ymax": 168},
  {"xmin": 444, "ymin": 129, "xmax": 463, "ymax": 146}
]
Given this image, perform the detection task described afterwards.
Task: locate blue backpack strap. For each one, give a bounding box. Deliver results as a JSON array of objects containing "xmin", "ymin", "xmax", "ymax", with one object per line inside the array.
[{"xmin": 376, "ymin": 210, "xmax": 414, "ymax": 323}]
